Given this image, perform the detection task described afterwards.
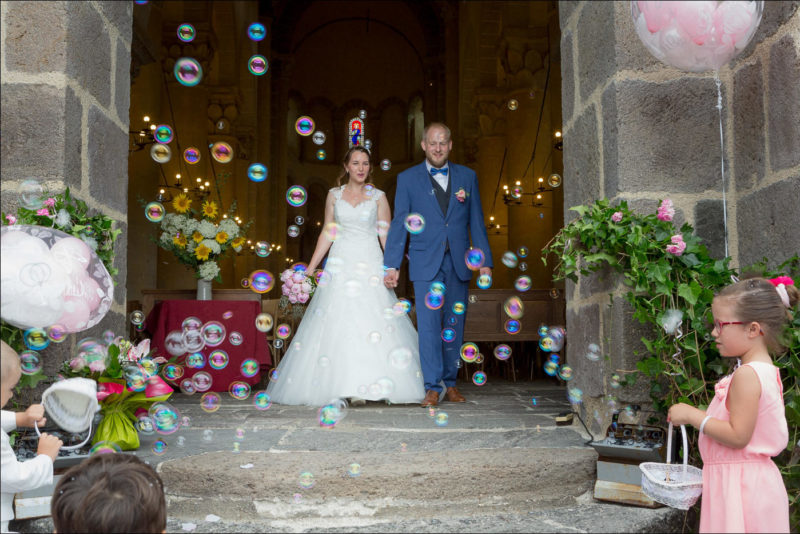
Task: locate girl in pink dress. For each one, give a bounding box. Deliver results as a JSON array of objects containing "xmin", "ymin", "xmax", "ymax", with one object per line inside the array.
[{"xmin": 668, "ymin": 276, "xmax": 796, "ymax": 533}]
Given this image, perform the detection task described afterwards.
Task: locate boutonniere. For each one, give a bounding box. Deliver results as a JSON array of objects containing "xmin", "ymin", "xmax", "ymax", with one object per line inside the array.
[{"xmin": 455, "ymin": 188, "xmax": 467, "ymax": 203}]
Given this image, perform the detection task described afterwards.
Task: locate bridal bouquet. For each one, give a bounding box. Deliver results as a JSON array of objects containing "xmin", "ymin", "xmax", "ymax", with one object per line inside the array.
[
  {"xmin": 61, "ymin": 337, "xmax": 173, "ymax": 450},
  {"xmin": 150, "ymin": 195, "xmax": 251, "ymax": 282},
  {"xmin": 280, "ymin": 269, "xmax": 317, "ymax": 305}
]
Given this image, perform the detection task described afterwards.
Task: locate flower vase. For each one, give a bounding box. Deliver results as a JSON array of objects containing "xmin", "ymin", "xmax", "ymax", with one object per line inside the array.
[{"xmin": 197, "ymin": 278, "xmax": 212, "ymax": 301}]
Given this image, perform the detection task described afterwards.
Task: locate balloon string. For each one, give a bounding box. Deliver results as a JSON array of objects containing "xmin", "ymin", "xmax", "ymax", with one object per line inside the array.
[{"xmin": 715, "ymin": 74, "xmax": 729, "ymax": 259}]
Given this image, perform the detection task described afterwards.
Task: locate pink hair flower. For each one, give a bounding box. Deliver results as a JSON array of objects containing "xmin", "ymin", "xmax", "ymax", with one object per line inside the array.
[
  {"xmin": 611, "ymin": 211, "xmax": 623, "ymax": 222},
  {"xmin": 657, "ymin": 199, "xmax": 675, "ymax": 222},
  {"xmin": 666, "ymin": 234, "xmax": 686, "ymax": 256},
  {"xmin": 44, "ymin": 198, "xmax": 56, "ymax": 207},
  {"xmin": 36, "ymin": 208, "xmax": 50, "ymax": 216},
  {"xmin": 769, "ymin": 276, "xmax": 794, "ymax": 287},
  {"xmin": 5, "ymin": 214, "xmax": 16, "ymax": 225}
]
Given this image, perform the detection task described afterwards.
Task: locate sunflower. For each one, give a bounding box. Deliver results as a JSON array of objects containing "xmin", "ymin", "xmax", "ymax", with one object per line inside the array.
[
  {"xmin": 172, "ymin": 234, "xmax": 187, "ymax": 248},
  {"xmin": 172, "ymin": 193, "xmax": 191, "ymax": 214},
  {"xmin": 215, "ymin": 231, "xmax": 229, "ymax": 244},
  {"xmin": 202, "ymin": 200, "xmax": 218, "ymax": 219},
  {"xmin": 192, "ymin": 231, "xmax": 204, "ymax": 243},
  {"xmin": 231, "ymin": 237, "xmax": 246, "ymax": 249},
  {"xmin": 195, "ymin": 243, "xmax": 212, "ymax": 261}
]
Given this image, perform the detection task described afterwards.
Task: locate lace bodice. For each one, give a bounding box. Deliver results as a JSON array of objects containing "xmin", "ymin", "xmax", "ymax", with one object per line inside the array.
[{"xmin": 331, "ymin": 185, "xmax": 385, "ymax": 242}]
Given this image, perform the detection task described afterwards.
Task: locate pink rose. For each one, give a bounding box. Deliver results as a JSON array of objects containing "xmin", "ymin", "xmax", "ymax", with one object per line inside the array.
[
  {"xmin": 288, "ymin": 293, "xmax": 298, "ymax": 304},
  {"xmin": 88, "ymin": 360, "xmax": 106, "ymax": 373},
  {"xmin": 666, "ymin": 234, "xmax": 686, "ymax": 256},
  {"xmin": 44, "ymin": 198, "xmax": 56, "ymax": 207},
  {"xmin": 5, "ymin": 215, "xmax": 16, "ymax": 225},
  {"xmin": 301, "ymin": 281, "xmax": 313, "ymax": 294},
  {"xmin": 455, "ymin": 188, "xmax": 467, "ymax": 203},
  {"xmin": 281, "ymin": 284, "xmax": 291, "ymax": 296},
  {"xmin": 280, "ymin": 270, "xmax": 291, "ymax": 282},
  {"xmin": 285, "ymin": 277, "xmax": 294, "ymax": 288},
  {"xmin": 611, "ymin": 211, "xmax": 623, "ymax": 222},
  {"xmin": 36, "ymin": 208, "xmax": 50, "ymax": 216},
  {"xmin": 291, "ymin": 284, "xmax": 302, "ymax": 294},
  {"xmin": 657, "ymin": 199, "xmax": 675, "ymax": 222},
  {"xmin": 69, "ymin": 357, "xmax": 86, "ymax": 370},
  {"xmin": 297, "ymin": 292, "xmax": 309, "ymax": 304}
]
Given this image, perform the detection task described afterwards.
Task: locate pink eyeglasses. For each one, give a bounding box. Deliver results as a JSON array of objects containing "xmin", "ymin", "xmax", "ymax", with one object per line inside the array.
[{"xmin": 713, "ymin": 319, "xmax": 764, "ymax": 335}]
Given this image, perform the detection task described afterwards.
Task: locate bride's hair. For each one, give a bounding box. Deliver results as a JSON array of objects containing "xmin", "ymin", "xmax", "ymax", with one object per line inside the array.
[{"xmin": 336, "ymin": 146, "xmax": 373, "ymax": 186}]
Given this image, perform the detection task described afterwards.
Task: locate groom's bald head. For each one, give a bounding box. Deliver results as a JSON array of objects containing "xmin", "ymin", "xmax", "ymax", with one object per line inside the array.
[{"xmin": 423, "ymin": 122, "xmax": 451, "ymax": 141}]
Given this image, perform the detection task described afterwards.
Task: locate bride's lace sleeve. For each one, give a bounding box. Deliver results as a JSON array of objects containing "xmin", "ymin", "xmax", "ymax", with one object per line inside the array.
[
  {"xmin": 372, "ymin": 188, "xmax": 385, "ymax": 201},
  {"xmin": 330, "ymin": 186, "xmax": 344, "ymax": 200}
]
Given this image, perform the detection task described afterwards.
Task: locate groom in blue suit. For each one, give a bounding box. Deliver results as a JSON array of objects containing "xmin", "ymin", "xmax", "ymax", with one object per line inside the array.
[{"xmin": 384, "ymin": 122, "xmax": 493, "ymax": 407}]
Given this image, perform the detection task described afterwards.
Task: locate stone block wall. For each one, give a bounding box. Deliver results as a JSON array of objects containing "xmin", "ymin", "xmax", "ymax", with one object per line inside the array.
[
  {"xmin": 558, "ymin": 1, "xmax": 800, "ymax": 433},
  {"xmin": 0, "ymin": 1, "xmax": 133, "ymax": 404}
]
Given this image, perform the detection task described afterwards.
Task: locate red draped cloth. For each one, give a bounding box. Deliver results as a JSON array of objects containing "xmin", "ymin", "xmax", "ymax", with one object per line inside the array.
[{"xmin": 145, "ymin": 300, "xmax": 271, "ymax": 392}]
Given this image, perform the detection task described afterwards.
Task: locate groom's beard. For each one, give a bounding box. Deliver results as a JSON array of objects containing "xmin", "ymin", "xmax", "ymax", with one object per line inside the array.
[{"xmin": 425, "ymin": 155, "xmax": 448, "ymax": 167}]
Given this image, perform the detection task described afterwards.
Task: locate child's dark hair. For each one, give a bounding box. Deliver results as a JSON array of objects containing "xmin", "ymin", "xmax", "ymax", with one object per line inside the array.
[
  {"xmin": 336, "ymin": 145, "xmax": 373, "ymax": 186},
  {"xmin": 716, "ymin": 276, "xmax": 799, "ymax": 353},
  {"xmin": 51, "ymin": 453, "xmax": 166, "ymax": 533}
]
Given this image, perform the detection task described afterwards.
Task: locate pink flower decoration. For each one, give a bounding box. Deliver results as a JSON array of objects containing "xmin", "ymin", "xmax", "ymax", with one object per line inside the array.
[
  {"xmin": 666, "ymin": 234, "xmax": 686, "ymax": 256},
  {"xmin": 657, "ymin": 199, "xmax": 675, "ymax": 222},
  {"xmin": 288, "ymin": 293, "xmax": 298, "ymax": 304},
  {"xmin": 297, "ymin": 292, "xmax": 309, "ymax": 304},
  {"xmin": 281, "ymin": 284, "xmax": 290, "ymax": 296},
  {"xmin": 291, "ymin": 284, "xmax": 301, "ymax": 295},
  {"xmin": 88, "ymin": 360, "xmax": 106, "ymax": 373},
  {"xmin": 69, "ymin": 357, "xmax": 86, "ymax": 371},
  {"xmin": 455, "ymin": 188, "xmax": 467, "ymax": 203},
  {"xmin": 44, "ymin": 198, "xmax": 56, "ymax": 207},
  {"xmin": 5, "ymin": 215, "xmax": 16, "ymax": 225},
  {"xmin": 611, "ymin": 211, "xmax": 623, "ymax": 222},
  {"xmin": 36, "ymin": 208, "xmax": 50, "ymax": 216},
  {"xmin": 769, "ymin": 276, "xmax": 794, "ymax": 287}
]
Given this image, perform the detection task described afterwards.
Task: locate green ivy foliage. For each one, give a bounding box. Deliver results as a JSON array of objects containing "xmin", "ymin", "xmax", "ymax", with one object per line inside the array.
[{"xmin": 542, "ymin": 198, "xmax": 799, "ymax": 523}]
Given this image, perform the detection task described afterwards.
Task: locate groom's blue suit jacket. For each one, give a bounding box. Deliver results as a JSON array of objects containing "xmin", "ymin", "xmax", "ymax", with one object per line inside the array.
[{"xmin": 384, "ymin": 161, "xmax": 493, "ymax": 282}]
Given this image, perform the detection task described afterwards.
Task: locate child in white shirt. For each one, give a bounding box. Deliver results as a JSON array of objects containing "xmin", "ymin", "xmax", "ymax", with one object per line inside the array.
[{"xmin": 1, "ymin": 341, "xmax": 62, "ymax": 533}]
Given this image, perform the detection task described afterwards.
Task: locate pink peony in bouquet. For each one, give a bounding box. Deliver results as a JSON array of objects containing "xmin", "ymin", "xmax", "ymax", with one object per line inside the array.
[{"xmin": 280, "ymin": 268, "xmax": 317, "ymax": 305}]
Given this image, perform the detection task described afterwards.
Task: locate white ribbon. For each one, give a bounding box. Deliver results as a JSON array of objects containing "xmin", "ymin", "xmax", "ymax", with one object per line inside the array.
[{"xmin": 776, "ymin": 283, "xmax": 790, "ymax": 308}]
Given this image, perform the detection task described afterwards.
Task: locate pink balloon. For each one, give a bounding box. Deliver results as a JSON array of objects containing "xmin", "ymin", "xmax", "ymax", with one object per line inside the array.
[
  {"xmin": 713, "ymin": 1, "xmax": 757, "ymax": 47},
  {"xmin": 638, "ymin": 1, "xmax": 674, "ymax": 33},
  {"xmin": 64, "ymin": 273, "xmax": 102, "ymax": 311},
  {"xmin": 57, "ymin": 300, "xmax": 91, "ymax": 332},
  {"xmin": 50, "ymin": 237, "xmax": 92, "ymax": 273},
  {"xmin": 674, "ymin": 1, "xmax": 716, "ymax": 45}
]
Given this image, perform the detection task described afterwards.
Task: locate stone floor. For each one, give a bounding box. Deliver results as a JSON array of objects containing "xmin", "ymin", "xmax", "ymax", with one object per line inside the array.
[{"xmin": 13, "ymin": 380, "xmax": 686, "ymax": 533}]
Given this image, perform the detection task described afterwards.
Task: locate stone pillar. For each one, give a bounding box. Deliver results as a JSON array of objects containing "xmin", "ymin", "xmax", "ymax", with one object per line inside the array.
[
  {"xmin": 1, "ymin": 0, "xmax": 133, "ymax": 400},
  {"xmin": 559, "ymin": 1, "xmax": 800, "ymax": 433}
]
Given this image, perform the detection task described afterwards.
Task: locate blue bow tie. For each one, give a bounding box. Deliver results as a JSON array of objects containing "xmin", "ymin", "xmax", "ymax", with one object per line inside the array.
[{"xmin": 431, "ymin": 166, "xmax": 448, "ymax": 175}]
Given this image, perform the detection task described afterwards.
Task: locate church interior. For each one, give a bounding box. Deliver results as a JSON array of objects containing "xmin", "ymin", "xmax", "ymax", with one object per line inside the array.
[{"xmin": 126, "ymin": 0, "xmax": 566, "ymax": 380}]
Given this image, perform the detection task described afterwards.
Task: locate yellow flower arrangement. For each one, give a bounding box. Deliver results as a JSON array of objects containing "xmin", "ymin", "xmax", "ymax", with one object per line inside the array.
[
  {"xmin": 192, "ymin": 231, "xmax": 204, "ymax": 243},
  {"xmin": 172, "ymin": 234, "xmax": 187, "ymax": 248},
  {"xmin": 215, "ymin": 231, "xmax": 229, "ymax": 244},
  {"xmin": 231, "ymin": 236, "xmax": 246, "ymax": 249},
  {"xmin": 195, "ymin": 243, "xmax": 212, "ymax": 261},
  {"xmin": 202, "ymin": 200, "xmax": 218, "ymax": 219},
  {"xmin": 172, "ymin": 193, "xmax": 191, "ymax": 214}
]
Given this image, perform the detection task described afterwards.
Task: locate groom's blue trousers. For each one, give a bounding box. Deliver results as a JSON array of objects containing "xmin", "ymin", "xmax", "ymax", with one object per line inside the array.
[{"xmin": 412, "ymin": 249, "xmax": 468, "ymax": 393}]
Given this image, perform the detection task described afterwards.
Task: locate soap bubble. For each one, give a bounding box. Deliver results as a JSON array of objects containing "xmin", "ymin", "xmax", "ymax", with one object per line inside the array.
[
  {"xmin": 504, "ymin": 319, "xmax": 521, "ymax": 334},
  {"xmin": 247, "ymin": 55, "xmax": 268, "ymax": 75},
  {"xmin": 228, "ymin": 381, "xmax": 251, "ymax": 400},
  {"xmin": 294, "ymin": 116, "xmax": 315, "ymax": 136},
  {"xmin": 208, "ymin": 350, "xmax": 229, "ymax": 370},
  {"xmin": 248, "ymin": 270, "xmax": 274, "ymax": 293},
  {"xmin": 464, "ymin": 249, "xmax": 485, "ymax": 270},
  {"xmin": 610, "ymin": 374, "xmax": 621, "ymax": 388},
  {"xmin": 323, "ymin": 222, "xmax": 340, "ymax": 241},
  {"xmin": 177, "ymin": 23, "xmax": 195, "ymax": 42},
  {"xmin": 240, "ymin": 359, "xmax": 259, "ymax": 378},
  {"xmin": 184, "ymin": 147, "xmax": 200, "ymax": 164},
  {"xmin": 547, "ymin": 173, "xmax": 562, "ymax": 188},
  {"xmin": 47, "ymin": 324, "xmax": 68, "ymax": 343},
  {"xmin": 185, "ymin": 352, "xmax": 205, "ymax": 369},
  {"xmin": 567, "ymin": 387, "xmax": 583, "ymax": 404},
  {"xmin": 503, "ymin": 296, "xmax": 524, "ymax": 319},
  {"xmin": 150, "ymin": 143, "xmax": 171, "ymax": 163},
  {"xmin": 247, "ymin": 22, "xmax": 266, "ymax": 41},
  {"xmin": 144, "ymin": 202, "xmax": 165, "ymax": 222},
  {"xmin": 211, "ymin": 142, "xmax": 233, "ymax": 163},
  {"xmin": 152, "ymin": 440, "xmax": 168, "ymax": 455},
  {"xmin": 424, "ymin": 291, "xmax": 444, "ymax": 310},
  {"xmin": 19, "ymin": 350, "xmax": 42, "ymax": 375},
  {"xmin": 316, "ymin": 149, "xmax": 326, "ymax": 160},
  {"xmin": 404, "ymin": 213, "xmax": 425, "ymax": 234},
  {"xmin": 501, "ymin": 251, "xmax": 519, "ymax": 268},
  {"xmin": 380, "ymin": 159, "xmax": 391, "ymax": 171},
  {"xmin": 148, "ymin": 402, "xmax": 180, "ymax": 435},
  {"xmin": 517, "ymin": 246, "xmax": 529, "ymax": 258},
  {"xmin": 318, "ymin": 398, "xmax": 348, "ymax": 428},
  {"xmin": 253, "ymin": 391, "xmax": 272, "ymax": 410},
  {"xmin": 248, "ymin": 163, "xmax": 268, "ymax": 182},
  {"xmin": 19, "ymin": 180, "xmax": 44, "ymax": 209},
  {"xmin": 519, "ymin": 262, "xmax": 528, "ymax": 271},
  {"xmin": 201, "ymin": 392, "xmax": 222, "ymax": 413},
  {"xmin": 228, "ymin": 331, "xmax": 243, "ymax": 346},
  {"xmin": 493, "ymin": 344, "xmax": 511, "ymax": 361},
  {"xmin": 201, "ymin": 321, "xmax": 226, "ymax": 347},
  {"xmin": 477, "ymin": 274, "xmax": 492, "ymax": 289},
  {"xmin": 162, "ymin": 363, "xmax": 184, "ymax": 381},
  {"xmin": 154, "ymin": 124, "xmax": 173, "ymax": 144},
  {"xmin": 179, "ymin": 378, "xmax": 196, "ymax": 395},
  {"xmin": 89, "ymin": 441, "xmax": 121, "ymax": 456},
  {"xmin": 389, "ymin": 347, "xmax": 413, "ymax": 370},
  {"xmin": 460, "ymin": 342, "xmax": 479, "ymax": 363},
  {"xmin": 298, "ymin": 471, "xmax": 316, "ymax": 489},
  {"xmin": 544, "ymin": 361, "xmax": 558, "ymax": 376},
  {"xmin": 174, "ymin": 57, "xmax": 202, "ymax": 86},
  {"xmin": 434, "ymin": 412, "xmax": 449, "ymax": 427},
  {"xmin": 472, "ymin": 371, "xmax": 487, "ymax": 386},
  {"xmin": 359, "ymin": 109, "xmax": 367, "ymax": 119},
  {"xmin": 312, "ymin": 131, "xmax": 326, "ymax": 145},
  {"xmin": 507, "ymin": 99, "xmax": 519, "ymax": 110},
  {"xmin": 24, "ymin": 328, "xmax": 49, "ymax": 351},
  {"xmin": 286, "ymin": 186, "xmax": 307, "ymax": 207},
  {"xmin": 558, "ymin": 365, "xmax": 574, "ymax": 381},
  {"xmin": 514, "ymin": 275, "xmax": 532, "ymax": 292},
  {"xmin": 254, "ymin": 241, "xmax": 271, "ymax": 257},
  {"xmin": 276, "ymin": 324, "xmax": 291, "ymax": 339},
  {"xmin": 255, "ymin": 313, "xmax": 273, "ymax": 333},
  {"xmin": 347, "ymin": 463, "xmax": 361, "ymax": 477},
  {"xmin": 192, "ymin": 371, "xmax": 212, "ymax": 392},
  {"xmin": 585, "ymin": 343, "xmax": 601, "ymax": 361}
]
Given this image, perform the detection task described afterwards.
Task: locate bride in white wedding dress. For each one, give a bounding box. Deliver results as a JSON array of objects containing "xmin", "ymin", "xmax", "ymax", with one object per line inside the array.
[{"xmin": 266, "ymin": 146, "xmax": 425, "ymax": 406}]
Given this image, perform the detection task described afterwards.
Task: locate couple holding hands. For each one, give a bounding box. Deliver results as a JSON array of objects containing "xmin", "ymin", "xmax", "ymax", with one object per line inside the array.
[{"xmin": 267, "ymin": 122, "xmax": 493, "ymax": 407}]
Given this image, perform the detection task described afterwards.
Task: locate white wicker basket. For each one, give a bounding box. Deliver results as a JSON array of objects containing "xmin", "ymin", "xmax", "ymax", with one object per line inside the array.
[
  {"xmin": 639, "ymin": 423, "xmax": 703, "ymax": 510},
  {"xmin": 34, "ymin": 378, "xmax": 100, "ymax": 450}
]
